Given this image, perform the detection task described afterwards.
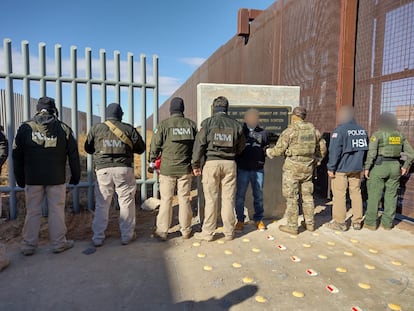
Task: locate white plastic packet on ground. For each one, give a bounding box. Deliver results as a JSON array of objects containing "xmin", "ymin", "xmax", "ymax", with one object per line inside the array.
[{"xmin": 141, "ymin": 197, "xmax": 161, "ymax": 211}]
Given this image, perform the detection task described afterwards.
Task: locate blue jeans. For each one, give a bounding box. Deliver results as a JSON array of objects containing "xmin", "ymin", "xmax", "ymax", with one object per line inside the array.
[{"xmin": 235, "ymin": 168, "xmax": 264, "ymax": 222}]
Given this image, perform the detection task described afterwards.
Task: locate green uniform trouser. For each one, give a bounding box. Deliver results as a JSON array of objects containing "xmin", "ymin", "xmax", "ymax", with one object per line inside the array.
[{"xmin": 366, "ymin": 161, "xmax": 400, "ymax": 228}]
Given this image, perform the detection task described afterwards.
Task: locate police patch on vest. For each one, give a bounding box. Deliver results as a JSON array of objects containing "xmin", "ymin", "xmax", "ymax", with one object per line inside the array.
[
  {"xmin": 212, "ymin": 128, "xmax": 234, "ymax": 147},
  {"xmin": 170, "ymin": 127, "xmax": 194, "ymax": 142},
  {"xmin": 389, "ymin": 136, "xmax": 401, "ymax": 145}
]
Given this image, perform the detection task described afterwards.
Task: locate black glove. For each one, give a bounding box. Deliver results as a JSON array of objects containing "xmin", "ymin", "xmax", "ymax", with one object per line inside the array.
[
  {"xmin": 69, "ymin": 176, "xmax": 80, "ymax": 186},
  {"xmin": 148, "ymin": 162, "xmax": 155, "ymax": 174}
]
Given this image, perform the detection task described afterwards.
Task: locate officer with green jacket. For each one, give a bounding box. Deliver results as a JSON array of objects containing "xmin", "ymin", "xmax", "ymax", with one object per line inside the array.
[
  {"xmin": 149, "ymin": 97, "xmax": 197, "ymax": 241},
  {"xmin": 192, "ymin": 96, "xmax": 246, "ymax": 242},
  {"xmin": 364, "ymin": 112, "xmax": 414, "ymax": 230}
]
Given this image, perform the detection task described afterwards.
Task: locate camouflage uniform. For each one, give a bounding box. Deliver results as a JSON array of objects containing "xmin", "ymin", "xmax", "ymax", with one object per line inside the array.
[{"xmin": 267, "ymin": 118, "xmax": 326, "ymax": 233}]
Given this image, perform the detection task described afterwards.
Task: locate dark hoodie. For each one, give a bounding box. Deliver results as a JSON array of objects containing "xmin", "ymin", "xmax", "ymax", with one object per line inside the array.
[
  {"xmin": 12, "ymin": 112, "xmax": 81, "ymax": 186},
  {"xmin": 236, "ymin": 124, "xmax": 268, "ymax": 171}
]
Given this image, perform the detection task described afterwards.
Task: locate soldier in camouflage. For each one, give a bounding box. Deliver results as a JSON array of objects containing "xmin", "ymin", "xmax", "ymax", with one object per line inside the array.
[
  {"xmin": 364, "ymin": 112, "xmax": 414, "ymax": 230},
  {"xmin": 266, "ymin": 107, "xmax": 327, "ymax": 235}
]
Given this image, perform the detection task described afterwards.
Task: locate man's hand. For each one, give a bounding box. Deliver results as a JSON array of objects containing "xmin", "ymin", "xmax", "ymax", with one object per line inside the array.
[
  {"xmin": 401, "ymin": 168, "xmax": 407, "ymax": 176},
  {"xmin": 69, "ymin": 177, "xmax": 79, "ymax": 186},
  {"xmin": 327, "ymin": 171, "xmax": 335, "ymax": 178},
  {"xmin": 193, "ymin": 168, "xmax": 202, "ymax": 176},
  {"xmin": 266, "ymin": 148, "xmax": 274, "ymax": 159},
  {"xmin": 148, "ymin": 162, "xmax": 155, "ymax": 174},
  {"xmin": 364, "ymin": 169, "xmax": 370, "ymax": 179}
]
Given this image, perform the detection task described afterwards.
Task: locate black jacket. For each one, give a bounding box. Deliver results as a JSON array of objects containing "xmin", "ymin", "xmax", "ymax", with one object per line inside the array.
[
  {"xmin": 327, "ymin": 119, "xmax": 368, "ymax": 173},
  {"xmin": 12, "ymin": 112, "xmax": 81, "ymax": 186},
  {"xmin": 84, "ymin": 118, "xmax": 145, "ymax": 170},
  {"xmin": 192, "ymin": 113, "xmax": 245, "ymax": 169},
  {"xmin": 236, "ymin": 124, "xmax": 268, "ymax": 170},
  {"xmin": 0, "ymin": 126, "xmax": 8, "ymax": 172}
]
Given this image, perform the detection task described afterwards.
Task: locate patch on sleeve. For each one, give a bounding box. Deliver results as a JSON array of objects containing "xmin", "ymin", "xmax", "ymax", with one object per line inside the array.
[
  {"xmin": 153, "ymin": 128, "xmax": 158, "ymax": 134},
  {"xmin": 370, "ymin": 136, "xmax": 376, "ymax": 142},
  {"xmin": 331, "ymin": 133, "xmax": 338, "ymax": 138}
]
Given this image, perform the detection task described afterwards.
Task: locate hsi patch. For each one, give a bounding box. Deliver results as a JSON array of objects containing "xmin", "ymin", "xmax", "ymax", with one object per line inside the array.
[
  {"xmin": 370, "ymin": 136, "xmax": 376, "ymax": 142},
  {"xmin": 389, "ymin": 136, "xmax": 401, "ymax": 145},
  {"xmin": 331, "ymin": 133, "xmax": 338, "ymax": 138}
]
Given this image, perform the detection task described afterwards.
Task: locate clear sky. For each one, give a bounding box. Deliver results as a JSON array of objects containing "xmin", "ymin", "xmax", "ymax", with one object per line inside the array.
[{"xmin": 0, "ymin": 0, "xmax": 274, "ymax": 120}]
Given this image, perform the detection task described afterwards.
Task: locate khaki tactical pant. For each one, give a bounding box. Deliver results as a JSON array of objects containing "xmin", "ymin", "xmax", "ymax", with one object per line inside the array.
[
  {"xmin": 22, "ymin": 184, "xmax": 68, "ymax": 248},
  {"xmin": 201, "ymin": 160, "xmax": 236, "ymax": 238},
  {"xmin": 282, "ymin": 170, "xmax": 314, "ymax": 228},
  {"xmin": 331, "ymin": 172, "xmax": 363, "ymax": 224},
  {"xmin": 92, "ymin": 167, "xmax": 137, "ymax": 244},
  {"xmin": 156, "ymin": 174, "xmax": 192, "ymax": 236}
]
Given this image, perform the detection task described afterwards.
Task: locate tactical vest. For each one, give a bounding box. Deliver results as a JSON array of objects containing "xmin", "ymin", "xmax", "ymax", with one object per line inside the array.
[
  {"xmin": 26, "ymin": 120, "xmax": 70, "ymax": 148},
  {"xmin": 97, "ymin": 129, "xmax": 128, "ymax": 155},
  {"xmin": 378, "ymin": 130, "xmax": 403, "ymax": 158},
  {"xmin": 288, "ymin": 122, "xmax": 316, "ymax": 157}
]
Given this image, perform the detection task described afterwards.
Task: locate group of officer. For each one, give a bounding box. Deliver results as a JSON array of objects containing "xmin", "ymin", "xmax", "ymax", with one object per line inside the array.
[
  {"xmin": 327, "ymin": 106, "xmax": 414, "ymax": 231},
  {"xmin": 0, "ymin": 95, "xmax": 412, "ymax": 271}
]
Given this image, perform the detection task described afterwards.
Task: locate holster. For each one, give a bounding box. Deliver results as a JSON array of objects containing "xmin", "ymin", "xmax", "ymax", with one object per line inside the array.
[{"xmin": 375, "ymin": 156, "xmax": 383, "ymax": 165}]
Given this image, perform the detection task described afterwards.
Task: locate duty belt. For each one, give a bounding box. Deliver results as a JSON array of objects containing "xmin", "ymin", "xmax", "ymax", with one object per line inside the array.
[{"xmin": 382, "ymin": 157, "xmax": 400, "ymax": 161}]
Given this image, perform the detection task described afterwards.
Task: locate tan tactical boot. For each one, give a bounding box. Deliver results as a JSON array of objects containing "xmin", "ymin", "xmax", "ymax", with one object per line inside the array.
[
  {"xmin": 235, "ymin": 221, "xmax": 244, "ymax": 232},
  {"xmin": 53, "ymin": 240, "xmax": 74, "ymax": 254},
  {"xmin": 278, "ymin": 225, "xmax": 298, "ymax": 235},
  {"xmin": 194, "ymin": 232, "xmax": 214, "ymax": 242}
]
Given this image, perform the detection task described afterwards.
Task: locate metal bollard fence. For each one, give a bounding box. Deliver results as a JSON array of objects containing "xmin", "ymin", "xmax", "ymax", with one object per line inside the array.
[{"xmin": 0, "ymin": 38, "xmax": 159, "ymax": 219}]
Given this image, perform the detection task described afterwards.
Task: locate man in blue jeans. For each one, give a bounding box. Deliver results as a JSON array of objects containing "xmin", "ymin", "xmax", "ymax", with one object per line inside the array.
[{"xmin": 235, "ymin": 109, "xmax": 268, "ymax": 231}]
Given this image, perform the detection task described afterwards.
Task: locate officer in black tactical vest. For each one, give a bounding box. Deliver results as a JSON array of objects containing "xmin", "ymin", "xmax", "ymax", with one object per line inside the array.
[
  {"xmin": 13, "ymin": 97, "xmax": 81, "ymax": 255},
  {"xmin": 149, "ymin": 97, "xmax": 197, "ymax": 241},
  {"xmin": 192, "ymin": 96, "xmax": 246, "ymax": 241},
  {"xmin": 85, "ymin": 103, "xmax": 145, "ymax": 246}
]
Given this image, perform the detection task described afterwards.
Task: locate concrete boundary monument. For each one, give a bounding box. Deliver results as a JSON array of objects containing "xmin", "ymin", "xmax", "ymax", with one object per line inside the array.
[{"xmin": 196, "ymin": 83, "xmax": 300, "ymax": 223}]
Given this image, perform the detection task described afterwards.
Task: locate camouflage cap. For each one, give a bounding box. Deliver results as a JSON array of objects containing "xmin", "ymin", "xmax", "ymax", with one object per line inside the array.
[{"xmin": 292, "ymin": 107, "xmax": 307, "ymax": 119}]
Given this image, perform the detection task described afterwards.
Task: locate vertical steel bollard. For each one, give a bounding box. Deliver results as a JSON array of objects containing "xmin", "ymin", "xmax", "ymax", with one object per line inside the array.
[
  {"xmin": 22, "ymin": 41, "xmax": 31, "ymax": 121},
  {"xmin": 70, "ymin": 46, "xmax": 80, "ymax": 213},
  {"xmin": 100, "ymin": 49, "xmax": 107, "ymax": 121},
  {"xmin": 4, "ymin": 39, "xmax": 17, "ymax": 219},
  {"xmin": 152, "ymin": 55, "xmax": 159, "ymax": 198},
  {"xmin": 140, "ymin": 54, "xmax": 147, "ymax": 203},
  {"xmin": 55, "ymin": 44, "xmax": 63, "ymax": 120},
  {"xmin": 85, "ymin": 48, "xmax": 94, "ymax": 211}
]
